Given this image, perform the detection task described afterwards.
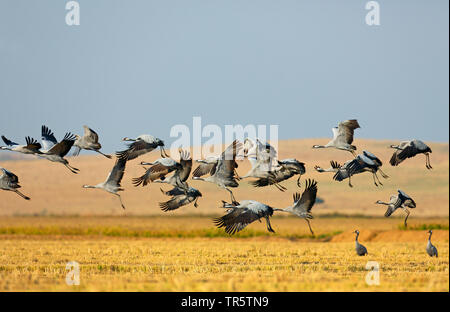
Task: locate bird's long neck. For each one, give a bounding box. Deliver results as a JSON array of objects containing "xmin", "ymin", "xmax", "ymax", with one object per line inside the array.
[
  {"xmin": 83, "ymin": 185, "xmax": 99, "ymax": 189},
  {"xmin": 428, "ymin": 232, "xmax": 432, "ymax": 241},
  {"xmin": 376, "ymin": 201, "xmax": 389, "ymax": 205},
  {"xmin": 355, "ymin": 233, "xmax": 359, "ymax": 242},
  {"xmin": 390, "ymin": 145, "xmax": 401, "ymax": 150},
  {"xmin": 312, "ymin": 145, "xmax": 326, "ymax": 149}
]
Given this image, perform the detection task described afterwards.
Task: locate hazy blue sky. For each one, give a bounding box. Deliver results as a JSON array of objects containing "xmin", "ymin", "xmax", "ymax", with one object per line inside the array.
[{"xmin": 0, "ymin": 0, "xmax": 448, "ymax": 153}]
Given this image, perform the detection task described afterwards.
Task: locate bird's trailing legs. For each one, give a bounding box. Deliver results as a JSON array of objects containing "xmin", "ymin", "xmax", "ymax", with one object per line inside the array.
[
  {"xmin": 403, "ymin": 208, "xmax": 410, "ymax": 228},
  {"xmin": 226, "ymin": 188, "xmax": 238, "ymax": 205},
  {"xmin": 348, "ymin": 174, "xmax": 353, "ymax": 188},
  {"xmin": 268, "ymin": 173, "xmax": 286, "ymax": 192},
  {"xmin": 160, "ymin": 146, "xmax": 170, "ymax": 158},
  {"xmin": 305, "ymin": 218, "xmax": 314, "ymax": 236},
  {"xmin": 115, "ymin": 193, "xmax": 126, "ymax": 210},
  {"xmin": 378, "ymin": 168, "xmax": 389, "ymax": 179},
  {"xmin": 371, "ymin": 173, "xmax": 379, "ymax": 187},
  {"xmin": 265, "ymin": 216, "xmax": 275, "ymax": 233},
  {"xmin": 273, "ymin": 182, "xmax": 287, "ymax": 192},
  {"xmin": 234, "ymin": 169, "xmax": 241, "ymax": 181},
  {"xmin": 95, "ymin": 150, "xmax": 112, "ymax": 159},
  {"xmin": 425, "ymin": 153, "xmax": 432, "ymax": 170},
  {"xmin": 374, "ymin": 172, "xmax": 383, "ymax": 186},
  {"xmin": 14, "ymin": 190, "xmax": 30, "ymax": 200},
  {"xmin": 64, "ymin": 163, "xmax": 79, "ymax": 174}
]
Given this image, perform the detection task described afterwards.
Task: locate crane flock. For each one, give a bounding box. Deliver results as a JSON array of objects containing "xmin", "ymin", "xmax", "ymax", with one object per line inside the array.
[{"xmin": 0, "ymin": 120, "xmax": 439, "ymax": 257}]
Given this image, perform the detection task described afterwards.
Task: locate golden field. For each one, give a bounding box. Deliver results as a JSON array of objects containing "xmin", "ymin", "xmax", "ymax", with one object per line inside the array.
[
  {"xmin": 0, "ymin": 216, "xmax": 448, "ymax": 291},
  {"xmin": 0, "ymin": 139, "xmax": 448, "ymax": 291}
]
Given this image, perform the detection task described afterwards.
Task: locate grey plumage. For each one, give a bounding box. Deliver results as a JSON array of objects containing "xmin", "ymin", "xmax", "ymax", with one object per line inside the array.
[
  {"xmin": 249, "ymin": 159, "xmax": 306, "ymax": 191},
  {"xmin": 134, "ymin": 149, "xmax": 192, "ymax": 192},
  {"xmin": 116, "ymin": 134, "xmax": 168, "ymax": 161},
  {"xmin": 192, "ymin": 140, "xmax": 242, "ymax": 203},
  {"xmin": 214, "ymin": 200, "xmax": 276, "ymax": 235},
  {"xmin": 315, "ymin": 151, "xmax": 388, "ymax": 188},
  {"xmin": 0, "ymin": 167, "xmax": 30, "ymax": 200},
  {"xmin": 312, "ymin": 119, "xmax": 361, "ymax": 155},
  {"xmin": 314, "ymin": 159, "xmax": 357, "ymax": 187},
  {"xmin": 1, "ymin": 136, "xmax": 42, "ymax": 155},
  {"xmin": 159, "ymin": 184, "xmax": 202, "ymax": 212},
  {"xmin": 274, "ymin": 179, "xmax": 318, "ymax": 235},
  {"xmin": 345, "ymin": 150, "xmax": 389, "ymax": 187},
  {"xmin": 73, "ymin": 125, "xmax": 111, "ymax": 158},
  {"xmin": 354, "ymin": 230, "xmax": 368, "ymax": 256},
  {"xmin": 426, "ymin": 230, "xmax": 438, "ymax": 257},
  {"xmin": 82, "ymin": 157, "xmax": 127, "ymax": 209},
  {"xmin": 389, "ymin": 139, "xmax": 432, "ymax": 169},
  {"xmin": 375, "ymin": 190, "xmax": 416, "ymax": 227},
  {"xmin": 132, "ymin": 156, "xmax": 181, "ymax": 187},
  {"xmin": 37, "ymin": 126, "xmax": 79, "ymax": 174}
]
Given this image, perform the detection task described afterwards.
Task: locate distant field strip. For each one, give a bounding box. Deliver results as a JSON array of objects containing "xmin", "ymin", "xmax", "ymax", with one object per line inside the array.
[
  {"xmin": 0, "ymin": 216, "xmax": 447, "ymax": 242},
  {"xmin": 0, "ymin": 226, "xmax": 341, "ymax": 239}
]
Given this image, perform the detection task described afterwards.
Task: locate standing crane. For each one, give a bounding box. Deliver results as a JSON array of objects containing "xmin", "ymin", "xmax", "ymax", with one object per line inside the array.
[
  {"xmin": 354, "ymin": 230, "xmax": 368, "ymax": 256},
  {"xmin": 426, "ymin": 230, "xmax": 438, "ymax": 257}
]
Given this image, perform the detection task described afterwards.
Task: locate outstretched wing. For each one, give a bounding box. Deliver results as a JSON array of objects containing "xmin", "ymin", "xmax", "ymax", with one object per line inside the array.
[
  {"xmin": 0, "ymin": 168, "xmax": 19, "ymax": 185},
  {"xmin": 41, "ymin": 125, "xmax": 58, "ymax": 151},
  {"xmin": 178, "ymin": 150, "xmax": 192, "ymax": 182},
  {"xmin": 192, "ymin": 162, "xmax": 216, "ymax": 177},
  {"xmin": 116, "ymin": 140, "xmax": 156, "ymax": 161},
  {"xmin": 159, "ymin": 193, "xmax": 195, "ymax": 212},
  {"xmin": 221, "ymin": 140, "xmax": 242, "ymax": 161},
  {"xmin": 390, "ymin": 144, "xmax": 419, "ymax": 166},
  {"xmin": 346, "ymin": 155, "xmax": 375, "ymax": 176},
  {"xmin": 132, "ymin": 167, "xmax": 167, "ymax": 187},
  {"xmin": 106, "ymin": 158, "xmax": 127, "ymax": 187},
  {"xmin": 292, "ymin": 179, "xmax": 318, "ymax": 214},
  {"xmin": 25, "ymin": 136, "xmax": 42, "ymax": 152},
  {"xmin": 336, "ymin": 119, "xmax": 360, "ymax": 144},
  {"xmin": 398, "ymin": 189, "xmax": 416, "ymax": 208},
  {"xmin": 47, "ymin": 133, "xmax": 76, "ymax": 157},
  {"xmin": 213, "ymin": 207, "xmax": 260, "ymax": 235},
  {"xmin": 83, "ymin": 125, "xmax": 99, "ymax": 143},
  {"xmin": 1, "ymin": 136, "xmax": 18, "ymax": 146},
  {"xmin": 330, "ymin": 160, "xmax": 341, "ymax": 169}
]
